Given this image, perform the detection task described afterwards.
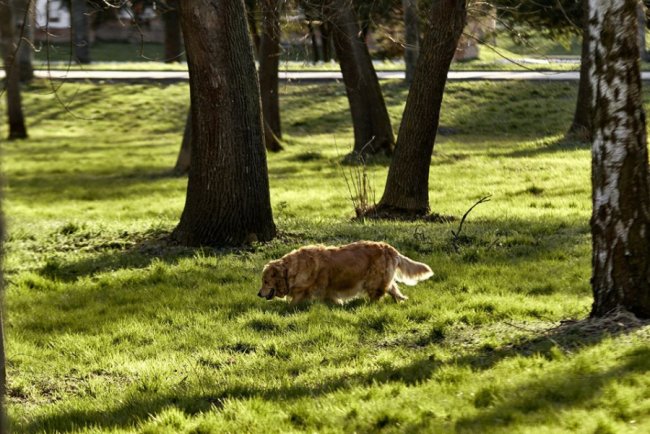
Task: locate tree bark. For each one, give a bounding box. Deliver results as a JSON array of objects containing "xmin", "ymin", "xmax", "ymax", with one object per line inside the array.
[
  {"xmin": 589, "ymin": 0, "xmax": 650, "ymax": 318},
  {"xmin": 374, "ymin": 0, "xmax": 466, "ymax": 216},
  {"xmin": 402, "ymin": 0, "xmax": 420, "ymax": 84},
  {"xmin": 301, "ymin": 2, "xmax": 320, "ymax": 63},
  {"xmin": 308, "ymin": 20, "xmax": 320, "ymax": 63},
  {"xmin": 71, "ymin": 0, "xmax": 91, "ymax": 64},
  {"xmin": 638, "ymin": 0, "xmax": 649, "ymax": 60},
  {"xmin": 326, "ymin": 0, "xmax": 395, "ymax": 159},
  {"xmin": 0, "ymin": 182, "xmax": 6, "ymax": 434},
  {"xmin": 321, "ymin": 21, "xmax": 333, "ymax": 62},
  {"xmin": 357, "ymin": 1, "xmax": 371, "ymax": 39},
  {"xmin": 174, "ymin": 0, "xmax": 276, "ymax": 246},
  {"xmin": 15, "ymin": 0, "xmax": 34, "ymax": 82},
  {"xmin": 0, "ymin": 0, "xmax": 28, "ymax": 140},
  {"xmin": 173, "ymin": 109, "xmax": 192, "ymax": 175},
  {"xmin": 567, "ymin": 0, "xmax": 592, "ymax": 140},
  {"xmin": 162, "ymin": 0, "xmax": 183, "ymax": 63},
  {"xmin": 245, "ymin": 0, "xmax": 261, "ymax": 56},
  {"xmin": 259, "ymin": 0, "xmax": 283, "ymax": 152},
  {"xmin": 0, "ymin": 309, "xmax": 6, "ymax": 434}
]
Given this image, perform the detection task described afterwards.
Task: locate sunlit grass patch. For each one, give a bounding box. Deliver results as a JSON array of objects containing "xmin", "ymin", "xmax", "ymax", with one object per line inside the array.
[{"xmin": 4, "ymin": 79, "xmax": 650, "ymax": 433}]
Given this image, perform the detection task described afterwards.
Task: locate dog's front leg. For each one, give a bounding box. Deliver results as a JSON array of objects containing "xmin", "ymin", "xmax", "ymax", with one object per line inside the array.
[
  {"xmin": 289, "ymin": 290, "xmax": 308, "ymax": 306},
  {"xmin": 326, "ymin": 296, "xmax": 344, "ymax": 306}
]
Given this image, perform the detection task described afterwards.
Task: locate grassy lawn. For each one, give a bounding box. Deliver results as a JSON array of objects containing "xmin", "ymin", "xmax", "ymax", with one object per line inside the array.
[
  {"xmin": 28, "ymin": 40, "xmax": 583, "ymax": 72},
  {"xmin": 3, "ymin": 78, "xmax": 650, "ymax": 433},
  {"xmin": 32, "ymin": 42, "xmax": 171, "ymax": 65},
  {"xmin": 27, "ymin": 30, "xmax": 650, "ymax": 73}
]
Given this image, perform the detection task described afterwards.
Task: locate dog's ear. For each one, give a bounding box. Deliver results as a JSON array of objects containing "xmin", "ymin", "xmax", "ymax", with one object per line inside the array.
[{"xmin": 274, "ymin": 263, "xmax": 289, "ymax": 296}]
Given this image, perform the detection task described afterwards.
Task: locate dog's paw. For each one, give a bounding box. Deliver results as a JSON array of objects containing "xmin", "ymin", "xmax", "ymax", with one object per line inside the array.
[{"xmin": 392, "ymin": 294, "xmax": 409, "ymax": 303}]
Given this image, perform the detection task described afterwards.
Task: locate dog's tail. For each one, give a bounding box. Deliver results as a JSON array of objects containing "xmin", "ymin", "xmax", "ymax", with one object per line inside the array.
[{"xmin": 395, "ymin": 254, "xmax": 433, "ymax": 286}]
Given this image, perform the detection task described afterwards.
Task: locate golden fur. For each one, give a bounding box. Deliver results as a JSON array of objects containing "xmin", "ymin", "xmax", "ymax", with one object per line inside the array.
[{"xmin": 257, "ymin": 241, "xmax": 433, "ymax": 305}]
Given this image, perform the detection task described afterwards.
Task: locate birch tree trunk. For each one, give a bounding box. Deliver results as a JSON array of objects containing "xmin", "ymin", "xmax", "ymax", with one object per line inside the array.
[
  {"xmin": 173, "ymin": 0, "xmax": 276, "ymax": 246},
  {"xmin": 374, "ymin": 0, "xmax": 466, "ymax": 216},
  {"xmin": 589, "ymin": 0, "xmax": 650, "ymax": 318}
]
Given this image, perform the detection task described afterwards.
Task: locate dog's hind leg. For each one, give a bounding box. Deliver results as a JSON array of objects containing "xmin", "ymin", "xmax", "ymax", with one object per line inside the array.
[
  {"xmin": 367, "ymin": 286, "xmax": 387, "ymax": 302},
  {"xmin": 388, "ymin": 283, "xmax": 408, "ymax": 302}
]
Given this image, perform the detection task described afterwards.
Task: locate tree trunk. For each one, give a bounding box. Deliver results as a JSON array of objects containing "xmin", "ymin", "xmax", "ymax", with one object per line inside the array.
[
  {"xmin": 321, "ymin": 21, "xmax": 333, "ymax": 62},
  {"xmin": 71, "ymin": 0, "xmax": 91, "ymax": 64},
  {"xmin": 326, "ymin": 0, "xmax": 395, "ymax": 159},
  {"xmin": 567, "ymin": 0, "xmax": 592, "ymax": 140},
  {"xmin": 308, "ymin": 20, "xmax": 319, "ymax": 63},
  {"xmin": 0, "ymin": 309, "xmax": 6, "ymax": 434},
  {"xmin": 357, "ymin": 2, "xmax": 371, "ymax": 39},
  {"xmin": 402, "ymin": 0, "xmax": 420, "ymax": 84},
  {"xmin": 0, "ymin": 185, "xmax": 6, "ymax": 434},
  {"xmin": 15, "ymin": 0, "xmax": 34, "ymax": 82},
  {"xmin": 162, "ymin": 0, "xmax": 183, "ymax": 63},
  {"xmin": 374, "ymin": 0, "xmax": 466, "ymax": 216},
  {"xmin": 173, "ymin": 110, "xmax": 192, "ymax": 175},
  {"xmin": 0, "ymin": 0, "xmax": 28, "ymax": 140},
  {"xmin": 259, "ymin": 0, "xmax": 283, "ymax": 152},
  {"xmin": 174, "ymin": 0, "xmax": 276, "ymax": 246},
  {"xmin": 245, "ymin": 0, "xmax": 261, "ymax": 56},
  {"xmin": 638, "ymin": 0, "xmax": 648, "ymax": 60},
  {"xmin": 589, "ymin": 0, "xmax": 650, "ymax": 318}
]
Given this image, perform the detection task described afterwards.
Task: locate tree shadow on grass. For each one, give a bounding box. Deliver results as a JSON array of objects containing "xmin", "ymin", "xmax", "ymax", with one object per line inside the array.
[
  {"xmin": 497, "ymin": 136, "xmax": 590, "ymax": 159},
  {"xmin": 284, "ymin": 105, "xmax": 354, "ymax": 137},
  {"xmin": 20, "ymin": 311, "xmax": 649, "ymax": 433},
  {"xmin": 454, "ymin": 345, "xmax": 650, "ymax": 432},
  {"xmin": 37, "ymin": 232, "xmax": 194, "ymax": 283},
  {"xmin": 35, "ymin": 216, "xmax": 587, "ymax": 286},
  {"xmin": 20, "ymin": 213, "xmax": 593, "ymax": 344},
  {"xmin": 27, "ymin": 214, "xmax": 591, "ymax": 337},
  {"xmin": 11, "ymin": 167, "xmax": 182, "ymax": 203},
  {"xmin": 24, "ymin": 81, "xmax": 186, "ymax": 131}
]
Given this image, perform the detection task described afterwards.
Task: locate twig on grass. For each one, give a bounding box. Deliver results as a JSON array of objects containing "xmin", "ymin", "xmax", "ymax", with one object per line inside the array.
[
  {"xmin": 503, "ymin": 320, "xmax": 565, "ymax": 353},
  {"xmin": 451, "ymin": 195, "xmax": 492, "ymax": 251}
]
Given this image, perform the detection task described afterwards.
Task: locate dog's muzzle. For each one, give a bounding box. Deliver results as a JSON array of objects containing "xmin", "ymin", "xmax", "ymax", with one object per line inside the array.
[{"xmin": 258, "ymin": 288, "xmax": 275, "ymax": 300}]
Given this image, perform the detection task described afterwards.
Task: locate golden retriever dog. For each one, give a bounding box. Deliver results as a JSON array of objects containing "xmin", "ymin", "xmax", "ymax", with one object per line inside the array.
[{"xmin": 258, "ymin": 241, "xmax": 433, "ymax": 305}]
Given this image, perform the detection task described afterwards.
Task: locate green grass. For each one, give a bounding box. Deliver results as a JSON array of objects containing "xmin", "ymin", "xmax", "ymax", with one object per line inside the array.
[
  {"xmin": 26, "ymin": 40, "xmax": 584, "ymax": 72},
  {"xmin": 33, "ymin": 42, "xmax": 172, "ymax": 65},
  {"xmin": 3, "ymin": 78, "xmax": 650, "ymax": 433},
  {"xmin": 24, "ymin": 31, "xmax": 650, "ymax": 72}
]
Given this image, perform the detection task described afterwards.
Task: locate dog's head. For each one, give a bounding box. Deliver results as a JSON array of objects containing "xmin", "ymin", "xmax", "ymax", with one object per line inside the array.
[{"xmin": 258, "ymin": 261, "xmax": 288, "ymax": 300}]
